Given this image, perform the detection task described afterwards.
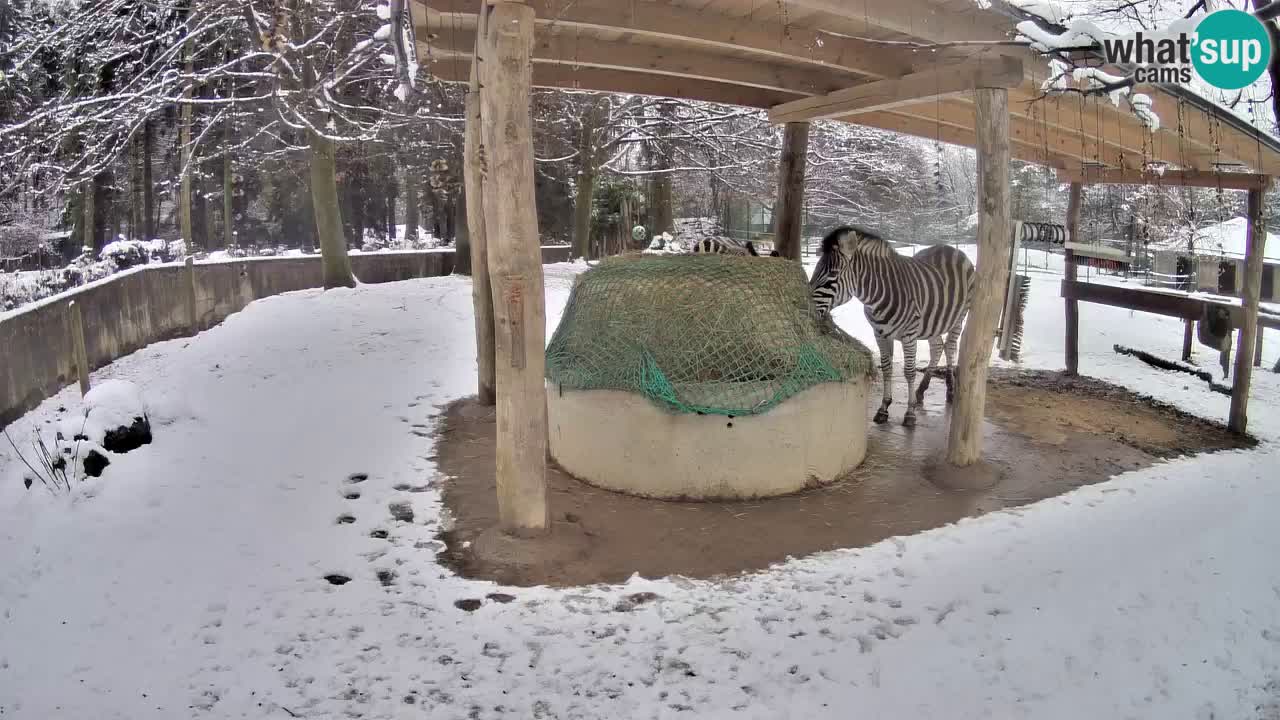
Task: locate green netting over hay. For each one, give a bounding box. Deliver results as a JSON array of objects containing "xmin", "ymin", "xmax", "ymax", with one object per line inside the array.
[{"xmin": 545, "ymin": 254, "xmax": 874, "ymax": 417}]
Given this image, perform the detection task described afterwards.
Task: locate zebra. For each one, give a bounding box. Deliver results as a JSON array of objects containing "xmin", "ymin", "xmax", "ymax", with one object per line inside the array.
[
  {"xmin": 690, "ymin": 237, "xmax": 770, "ymax": 256},
  {"xmin": 809, "ymin": 225, "xmax": 975, "ymax": 427}
]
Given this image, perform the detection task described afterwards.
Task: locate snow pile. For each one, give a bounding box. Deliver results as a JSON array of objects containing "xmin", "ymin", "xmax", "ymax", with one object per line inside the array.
[{"xmin": 75, "ymin": 380, "xmax": 147, "ymax": 446}]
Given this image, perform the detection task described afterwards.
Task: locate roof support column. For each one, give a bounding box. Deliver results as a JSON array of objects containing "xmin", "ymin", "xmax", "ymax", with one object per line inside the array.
[
  {"xmin": 1228, "ymin": 183, "xmax": 1269, "ymax": 435},
  {"xmin": 1063, "ymin": 181, "xmax": 1083, "ymax": 375},
  {"xmin": 479, "ymin": 0, "xmax": 549, "ymax": 533},
  {"xmin": 772, "ymin": 122, "xmax": 809, "ymax": 260},
  {"xmin": 943, "ymin": 86, "xmax": 1011, "ymax": 479},
  {"xmin": 464, "ymin": 0, "xmax": 494, "ymax": 405}
]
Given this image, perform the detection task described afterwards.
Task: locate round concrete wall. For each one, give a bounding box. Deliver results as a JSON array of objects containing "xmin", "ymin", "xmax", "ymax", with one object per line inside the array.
[{"xmin": 547, "ymin": 380, "xmax": 868, "ymax": 500}]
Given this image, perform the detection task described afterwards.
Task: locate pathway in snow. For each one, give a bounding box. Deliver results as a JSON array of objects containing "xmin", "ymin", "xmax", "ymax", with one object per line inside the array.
[{"xmin": 1, "ymin": 261, "xmax": 1279, "ymax": 719}]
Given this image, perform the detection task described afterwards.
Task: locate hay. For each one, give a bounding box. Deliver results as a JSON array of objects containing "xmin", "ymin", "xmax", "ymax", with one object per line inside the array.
[{"xmin": 545, "ymin": 254, "xmax": 873, "ymax": 416}]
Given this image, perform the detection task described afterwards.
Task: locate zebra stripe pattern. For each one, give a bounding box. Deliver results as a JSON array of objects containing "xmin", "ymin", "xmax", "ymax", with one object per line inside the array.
[
  {"xmin": 809, "ymin": 225, "xmax": 975, "ymax": 426},
  {"xmin": 690, "ymin": 237, "xmax": 766, "ymax": 256}
]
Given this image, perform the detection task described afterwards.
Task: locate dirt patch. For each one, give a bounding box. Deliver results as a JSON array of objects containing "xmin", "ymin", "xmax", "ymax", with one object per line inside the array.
[{"xmin": 435, "ymin": 368, "xmax": 1251, "ymax": 587}]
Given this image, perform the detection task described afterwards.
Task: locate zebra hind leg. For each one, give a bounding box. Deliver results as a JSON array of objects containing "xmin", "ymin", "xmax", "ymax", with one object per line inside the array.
[
  {"xmin": 943, "ymin": 317, "xmax": 964, "ymax": 403},
  {"xmin": 873, "ymin": 335, "xmax": 894, "ymax": 424},
  {"xmin": 901, "ymin": 340, "xmax": 919, "ymax": 427},
  {"xmin": 914, "ymin": 336, "xmax": 944, "ymax": 406}
]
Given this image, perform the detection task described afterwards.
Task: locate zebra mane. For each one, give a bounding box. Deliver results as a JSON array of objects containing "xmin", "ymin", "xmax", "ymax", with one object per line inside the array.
[{"xmin": 820, "ymin": 225, "xmax": 888, "ymax": 256}]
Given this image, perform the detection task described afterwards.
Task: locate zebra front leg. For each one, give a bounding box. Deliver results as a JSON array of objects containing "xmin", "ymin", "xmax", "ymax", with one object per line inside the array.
[
  {"xmin": 915, "ymin": 336, "xmax": 944, "ymax": 405},
  {"xmin": 943, "ymin": 317, "xmax": 963, "ymax": 403},
  {"xmin": 874, "ymin": 335, "xmax": 894, "ymax": 424},
  {"xmin": 901, "ymin": 340, "xmax": 919, "ymax": 427}
]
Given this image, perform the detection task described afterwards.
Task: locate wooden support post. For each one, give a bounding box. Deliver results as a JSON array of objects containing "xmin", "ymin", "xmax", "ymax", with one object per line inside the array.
[
  {"xmin": 1229, "ymin": 185, "xmax": 1267, "ymax": 434},
  {"xmin": 945, "ymin": 87, "xmax": 1011, "ymax": 468},
  {"xmin": 68, "ymin": 300, "xmax": 91, "ymax": 397},
  {"xmin": 1063, "ymin": 182, "xmax": 1083, "ymax": 375},
  {"xmin": 772, "ymin": 122, "xmax": 809, "ymax": 260},
  {"xmin": 185, "ymin": 256, "xmax": 199, "ymax": 332},
  {"xmin": 479, "ymin": 1, "xmax": 548, "ymax": 534},
  {"xmin": 464, "ymin": 0, "xmax": 496, "ymax": 406},
  {"xmin": 1255, "ymin": 329, "xmax": 1264, "ymax": 367},
  {"xmin": 1182, "ymin": 319, "xmax": 1195, "ymax": 362}
]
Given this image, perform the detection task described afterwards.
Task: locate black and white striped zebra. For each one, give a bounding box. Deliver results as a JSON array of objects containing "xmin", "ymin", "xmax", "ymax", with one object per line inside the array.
[
  {"xmin": 809, "ymin": 225, "xmax": 975, "ymax": 427},
  {"xmin": 690, "ymin": 237, "xmax": 769, "ymax": 256}
]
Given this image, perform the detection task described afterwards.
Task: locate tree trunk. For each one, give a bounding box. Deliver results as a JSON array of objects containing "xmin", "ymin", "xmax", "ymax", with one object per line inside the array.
[
  {"xmin": 308, "ymin": 128, "xmax": 356, "ymax": 288},
  {"xmin": 404, "ymin": 167, "xmax": 419, "ymax": 245},
  {"xmin": 573, "ymin": 165, "xmax": 595, "ymax": 259},
  {"xmin": 773, "ymin": 121, "xmax": 809, "ymax": 260},
  {"xmin": 387, "ymin": 177, "xmax": 398, "ymax": 241},
  {"xmin": 179, "ymin": 37, "xmax": 195, "ymax": 255},
  {"xmin": 945, "ymin": 88, "xmax": 1011, "ymax": 468},
  {"xmin": 572, "ymin": 101, "xmax": 600, "ymax": 259},
  {"xmin": 479, "ymin": 1, "xmax": 547, "ymax": 534},
  {"xmin": 143, "ymin": 119, "xmax": 154, "ymax": 242},
  {"xmin": 454, "ymin": 187, "xmax": 471, "ymax": 273},
  {"xmin": 130, "ymin": 135, "xmax": 141, "ymax": 241},
  {"xmin": 82, "ymin": 178, "xmax": 96, "ymax": 251},
  {"xmin": 1228, "ymin": 186, "xmax": 1267, "ymax": 434},
  {"xmin": 223, "ymin": 96, "xmax": 234, "ymax": 249}
]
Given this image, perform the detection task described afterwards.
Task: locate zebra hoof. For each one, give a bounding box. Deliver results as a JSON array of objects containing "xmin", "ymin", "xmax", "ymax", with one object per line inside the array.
[
  {"xmin": 902, "ymin": 414, "xmax": 916, "ymax": 428},
  {"xmin": 873, "ymin": 409, "xmax": 890, "ymax": 424}
]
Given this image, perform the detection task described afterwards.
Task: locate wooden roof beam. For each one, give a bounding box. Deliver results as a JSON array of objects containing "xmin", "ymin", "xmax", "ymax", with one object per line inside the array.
[
  {"xmin": 416, "ymin": 0, "xmax": 919, "ymax": 80},
  {"xmin": 887, "ymin": 98, "xmax": 1138, "ymax": 169},
  {"xmin": 425, "ymin": 25, "xmax": 857, "ymax": 97},
  {"xmin": 1056, "ymin": 168, "xmax": 1272, "ymax": 190},
  {"xmin": 768, "ymin": 57, "xmax": 1023, "ymax": 124},
  {"xmin": 748, "ymin": 0, "xmax": 1010, "ymax": 44},
  {"xmin": 854, "ymin": 110, "xmax": 1075, "ymax": 169},
  {"xmin": 427, "ymin": 61, "xmax": 799, "ymax": 109}
]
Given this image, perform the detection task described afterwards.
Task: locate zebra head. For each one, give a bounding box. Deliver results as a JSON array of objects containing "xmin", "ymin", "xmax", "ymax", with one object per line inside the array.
[{"xmin": 810, "ymin": 225, "xmax": 886, "ymax": 314}]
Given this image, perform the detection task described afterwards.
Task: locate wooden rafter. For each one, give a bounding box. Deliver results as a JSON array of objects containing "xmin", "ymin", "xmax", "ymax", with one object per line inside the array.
[
  {"xmin": 428, "ymin": 61, "xmax": 802, "ymax": 109},
  {"xmin": 768, "ymin": 57, "xmax": 1024, "ymax": 124},
  {"xmin": 426, "ymin": 24, "xmax": 857, "ymax": 97},
  {"xmin": 417, "ymin": 0, "xmax": 918, "ymax": 80},
  {"xmin": 1056, "ymin": 168, "xmax": 1273, "ymax": 190}
]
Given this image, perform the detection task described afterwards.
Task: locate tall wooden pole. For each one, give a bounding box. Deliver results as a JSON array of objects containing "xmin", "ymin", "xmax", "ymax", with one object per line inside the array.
[
  {"xmin": 1063, "ymin": 181, "xmax": 1083, "ymax": 374},
  {"xmin": 945, "ymin": 88, "xmax": 1011, "ymax": 468},
  {"xmin": 464, "ymin": 0, "xmax": 495, "ymax": 404},
  {"xmin": 480, "ymin": 1, "xmax": 548, "ymax": 534},
  {"xmin": 773, "ymin": 121, "xmax": 809, "ymax": 260},
  {"xmin": 1228, "ymin": 184, "xmax": 1268, "ymax": 434}
]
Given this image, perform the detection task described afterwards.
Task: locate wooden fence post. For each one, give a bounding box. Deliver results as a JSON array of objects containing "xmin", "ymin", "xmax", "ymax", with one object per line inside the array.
[
  {"xmin": 1229, "ymin": 184, "xmax": 1268, "ymax": 433},
  {"xmin": 945, "ymin": 87, "xmax": 1011, "ymax": 468},
  {"xmin": 1255, "ymin": 329, "xmax": 1263, "ymax": 367},
  {"xmin": 67, "ymin": 300, "xmax": 91, "ymax": 396},
  {"xmin": 1063, "ymin": 181, "xmax": 1083, "ymax": 375},
  {"xmin": 1182, "ymin": 319, "xmax": 1194, "ymax": 362},
  {"xmin": 480, "ymin": 0, "xmax": 548, "ymax": 534}
]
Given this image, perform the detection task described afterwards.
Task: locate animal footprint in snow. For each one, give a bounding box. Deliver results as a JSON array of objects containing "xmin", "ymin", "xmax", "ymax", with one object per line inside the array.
[{"xmin": 347, "ymin": 473, "xmax": 369, "ymax": 484}]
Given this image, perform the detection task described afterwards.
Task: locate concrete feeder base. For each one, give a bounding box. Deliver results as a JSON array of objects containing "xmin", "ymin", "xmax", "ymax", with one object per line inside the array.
[{"xmin": 546, "ymin": 380, "xmax": 868, "ymax": 500}]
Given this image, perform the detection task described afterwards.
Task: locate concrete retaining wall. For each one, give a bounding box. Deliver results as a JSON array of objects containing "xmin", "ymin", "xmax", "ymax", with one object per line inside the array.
[{"xmin": 1, "ymin": 246, "xmax": 571, "ymax": 428}]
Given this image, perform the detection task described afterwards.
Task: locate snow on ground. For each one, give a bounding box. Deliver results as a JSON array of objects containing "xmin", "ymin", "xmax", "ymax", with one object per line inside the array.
[{"xmin": 2, "ymin": 255, "xmax": 1280, "ymax": 719}]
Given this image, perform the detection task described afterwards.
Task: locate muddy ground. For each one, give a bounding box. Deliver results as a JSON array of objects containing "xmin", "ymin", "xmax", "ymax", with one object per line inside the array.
[{"xmin": 434, "ymin": 369, "xmax": 1251, "ymax": 587}]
